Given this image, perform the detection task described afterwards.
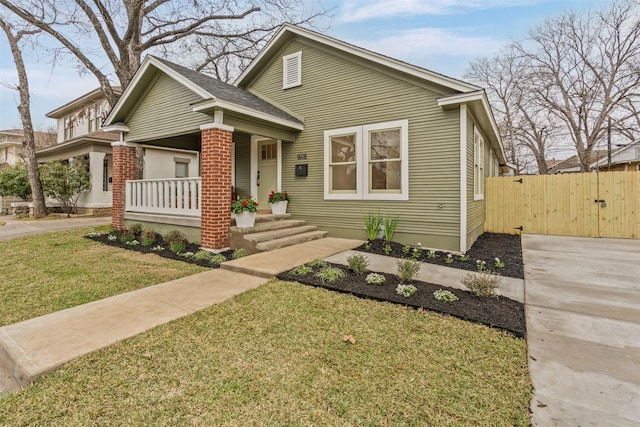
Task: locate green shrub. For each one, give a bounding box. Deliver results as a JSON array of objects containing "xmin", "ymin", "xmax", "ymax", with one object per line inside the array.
[
  {"xmin": 433, "ymin": 289, "xmax": 458, "ymax": 302},
  {"xmin": 363, "ymin": 209, "xmax": 383, "ymax": 240},
  {"xmin": 210, "ymin": 253, "xmax": 227, "ymax": 265},
  {"xmin": 193, "ymin": 250, "xmax": 213, "ymax": 262},
  {"xmin": 461, "ymin": 272, "xmax": 502, "ymax": 297},
  {"xmin": 169, "ymin": 240, "xmax": 187, "ymax": 255},
  {"xmin": 382, "ymin": 216, "xmax": 399, "ymax": 241},
  {"xmin": 163, "ymin": 230, "xmax": 186, "ymax": 245},
  {"xmin": 140, "ymin": 230, "xmax": 157, "ymax": 246},
  {"xmin": 396, "ymin": 258, "xmax": 420, "ymax": 283},
  {"xmin": 346, "ymin": 253, "xmax": 369, "ymax": 274},
  {"xmin": 119, "ymin": 230, "xmax": 136, "ymax": 244},
  {"xmin": 396, "ymin": 284, "xmax": 417, "ymax": 298},
  {"xmin": 314, "ymin": 267, "xmax": 346, "ymax": 283},
  {"xmin": 232, "ymin": 248, "xmax": 249, "ymax": 259},
  {"xmin": 365, "ymin": 272, "xmax": 385, "ymax": 285},
  {"xmin": 289, "ymin": 264, "xmax": 313, "ymax": 276},
  {"xmin": 128, "ymin": 223, "xmax": 143, "ymax": 236},
  {"xmin": 306, "ymin": 258, "xmax": 328, "ymax": 269}
]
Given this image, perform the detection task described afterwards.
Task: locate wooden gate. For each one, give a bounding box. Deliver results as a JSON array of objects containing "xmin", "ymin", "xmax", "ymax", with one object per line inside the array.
[{"xmin": 485, "ymin": 171, "xmax": 640, "ymax": 238}]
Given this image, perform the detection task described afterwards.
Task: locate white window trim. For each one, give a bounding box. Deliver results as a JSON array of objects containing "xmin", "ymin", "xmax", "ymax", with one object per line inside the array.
[
  {"xmin": 473, "ymin": 126, "xmax": 485, "ymax": 201},
  {"xmin": 282, "ymin": 51, "xmax": 302, "ymax": 89},
  {"xmin": 324, "ymin": 119, "xmax": 409, "ymax": 201}
]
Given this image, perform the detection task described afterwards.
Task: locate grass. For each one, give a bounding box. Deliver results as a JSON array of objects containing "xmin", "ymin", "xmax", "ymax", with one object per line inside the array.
[
  {"xmin": 0, "ymin": 226, "xmax": 207, "ymax": 327},
  {"xmin": 0, "ymin": 280, "xmax": 531, "ymax": 426}
]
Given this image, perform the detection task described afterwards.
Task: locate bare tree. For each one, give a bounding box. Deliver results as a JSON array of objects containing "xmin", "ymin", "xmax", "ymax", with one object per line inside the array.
[
  {"xmin": 516, "ymin": 0, "xmax": 640, "ymax": 171},
  {"xmin": 0, "ymin": 17, "xmax": 47, "ymax": 217},
  {"xmin": 0, "ymin": 0, "xmax": 329, "ymax": 107}
]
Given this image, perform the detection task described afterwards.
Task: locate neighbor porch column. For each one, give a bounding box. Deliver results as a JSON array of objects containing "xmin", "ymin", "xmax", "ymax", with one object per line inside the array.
[
  {"xmin": 200, "ymin": 123, "xmax": 234, "ymax": 250},
  {"xmin": 111, "ymin": 142, "xmax": 137, "ymax": 230},
  {"xmin": 89, "ymin": 151, "xmax": 106, "ymax": 206}
]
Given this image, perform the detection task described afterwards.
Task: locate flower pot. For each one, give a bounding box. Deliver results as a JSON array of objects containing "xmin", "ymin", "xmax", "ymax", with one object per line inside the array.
[
  {"xmin": 270, "ymin": 200, "xmax": 288, "ymax": 215},
  {"xmin": 376, "ymin": 224, "xmax": 385, "ymax": 240},
  {"xmin": 234, "ymin": 211, "xmax": 256, "ymax": 228}
]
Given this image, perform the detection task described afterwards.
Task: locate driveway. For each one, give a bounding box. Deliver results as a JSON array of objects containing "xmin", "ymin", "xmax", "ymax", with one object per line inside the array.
[
  {"xmin": 0, "ymin": 216, "xmax": 110, "ymax": 241},
  {"xmin": 522, "ymin": 234, "xmax": 640, "ymax": 426}
]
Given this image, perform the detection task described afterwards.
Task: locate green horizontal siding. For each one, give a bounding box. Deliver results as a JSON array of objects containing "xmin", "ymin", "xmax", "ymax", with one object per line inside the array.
[
  {"xmin": 126, "ymin": 73, "xmax": 209, "ymax": 142},
  {"xmin": 245, "ymin": 39, "xmax": 462, "ymax": 250}
]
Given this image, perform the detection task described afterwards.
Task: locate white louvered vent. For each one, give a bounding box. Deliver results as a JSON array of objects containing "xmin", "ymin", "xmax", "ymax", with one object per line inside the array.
[{"xmin": 283, "ymin": 51, "xmax": 302, "ymax": 89}]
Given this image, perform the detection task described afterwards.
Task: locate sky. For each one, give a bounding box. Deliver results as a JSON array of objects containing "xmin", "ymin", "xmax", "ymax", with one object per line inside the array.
[{"xmin": 0, "ymin": 0, "xmax": 610, "ymax": 131}]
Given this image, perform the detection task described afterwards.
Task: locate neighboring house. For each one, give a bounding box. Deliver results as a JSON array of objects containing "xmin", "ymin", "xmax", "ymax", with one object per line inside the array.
[
  {"xmin": 591, "ymin": 140, "xmax": 640, "ymax": 172},
  {"xmin": 36, "ymin": 88, "xmax": 199, "ymax": 214},
  {"xmin": 102, "ymin": 24, "xmax": 509, "ymax": 253},
  {"xmin": 0, "ymin": 129, "xmax": 56, "ymax": 168}
]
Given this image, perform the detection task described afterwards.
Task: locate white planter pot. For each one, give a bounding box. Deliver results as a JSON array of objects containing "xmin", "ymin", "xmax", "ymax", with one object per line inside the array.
[
  {"xmin": 376, "ymin": 224, "xmax": 385, "ymax": 240},
  {"xmin": 270, "ymin": 200, "xmax": 288, "ymax": 215},
  {"xmin": 234, "ymin": 211, "xmax": 256, "ymax": 228}
]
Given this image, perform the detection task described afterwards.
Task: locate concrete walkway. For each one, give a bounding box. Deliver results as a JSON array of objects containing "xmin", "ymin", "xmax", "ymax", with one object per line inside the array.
[
  {"xmin": 0, "ymin": 237, "xmax": 362, "ymax": 395},
  {"xmin": 522, "ymin": 234, "xmax": 640, "ymax": 426},
  {"xmin": 0, "ymin": 215, "xmax": 110, "ymax": 241}
]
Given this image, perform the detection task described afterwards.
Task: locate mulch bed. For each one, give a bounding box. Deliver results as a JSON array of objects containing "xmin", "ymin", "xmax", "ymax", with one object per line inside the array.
[
  {"xmin": 278, "ymin": 264, "xmax": 526, "ymax": 338},
  {"xmin": 85, "ymin": 233, "xmax": 233, "ymax": 268},
  {"xmin": 358, "ymin": 232, "xmax": 524, "ymax": 279}
]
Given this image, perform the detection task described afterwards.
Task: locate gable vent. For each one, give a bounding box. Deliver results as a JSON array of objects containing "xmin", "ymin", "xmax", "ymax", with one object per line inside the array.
[{"xmin": 283, "ymin": 51, "xmax": 302, "ymax": 89}]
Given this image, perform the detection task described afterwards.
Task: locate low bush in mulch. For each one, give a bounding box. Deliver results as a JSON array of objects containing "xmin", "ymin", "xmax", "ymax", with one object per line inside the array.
[
  {"xmin": 85, "ymin": 229, "xmax": 235, "ymax": 268},
  {"xmin": 358, "ymin": 233, "xmax": 524, "ymax": 279},
  {"xmin": 278, "ymin": 261, "xmax": 526, "ymax": 338}
]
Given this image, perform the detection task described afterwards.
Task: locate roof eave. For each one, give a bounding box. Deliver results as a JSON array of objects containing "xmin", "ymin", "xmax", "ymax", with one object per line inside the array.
[
  {"xmin": 192, "ymin": 99, "xmax": 304, "ymax": 131},
  {"xmin": 46, "ymin": 87, "xmax": 122, "ymax": 118}
]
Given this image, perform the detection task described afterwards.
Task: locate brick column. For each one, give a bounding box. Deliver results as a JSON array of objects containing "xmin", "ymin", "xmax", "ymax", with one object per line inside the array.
[
  {"xmin": 111, "ymin": 143, "xmax": 137, "ymax": 230},
  {"xmin": 200, "ymin": 124, "xmax": 233, "ymax": 250}
]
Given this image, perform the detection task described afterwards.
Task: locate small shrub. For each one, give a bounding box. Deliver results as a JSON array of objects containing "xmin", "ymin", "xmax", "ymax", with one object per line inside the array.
[
  {"xmin": 119, "ymin": 230, "xmax": 136, "ymax": 244},
  {"xmin": 461, "ymin": 272, "xmax": 502, "ymax": 297},
  {"xmin": 459, "ymin": 253, "xmax": 470, "ymax": 262},
  {"xmin": 346, "ymin": 253, "xmax": 369, "ymax": 274},
  {"xmin": 494, "ymin": 257, "xmax": 505, "ymax": 269},
  {"xmin": 402, "ymin": 245, "xmax": 411, "ymax": 256},
  {"xmin": 363, "ymin": 209, "xmax": 383, "ymax": 240},
  {"xmin": 150, "ymin": 245, "xmax": 164, "ymax": 252},
  {"xmin": 412, "ymin": 243, "xmax": 423, "ymax": 260},
  {"xmin": 383, "ymin": 216, "xmax": 399, "ymax": 241},
  {"xmin": 232, "ymin": 248, "xmax": 249, "ymax": 259},
  {"xmin": 164, "ymin": 230, "xmax": 186, "ymax": 245},
  {"xmin": 128, "ymin": 223, "xmax": 143, "ymax": 236},
  {"xmin": 306, "ymin": 258, "xmax": 328, "ymax": 269},
  {"xmin": 433, "ymin": 289, "xmax": 458, "ymax": 302},
  {"xmin": 314, "ymin": 267, "xmax": 346, "ymax": 283},
  {"xmin": 426, "ymin": 250, "xmax": 437, "ymax": 259},
  {"xmin": 126, "ymin": 239, "xmax": 140, "ymax": 246},
  {"xmin": 365, "ymin": 272, "xmax": 386, "ymax": 285},
  {"xmin": 289, "ymin": 264, "xmax": 313, "ymax": 276},
  {"xmin": 107, "ymin": 234, "xmax": 118, "ymax": 241},
  {"xmin": 396, "ymin": 258, "xmax": 420, "ymax": 283},
  {"xmin": 396, "ymin": 284, "xmax": 417, "ymax": 298},
  {"xmin": 444, "ymin": 253, "xmax": 453, "ymax": 264},
  {"xmin": 476, "ymin": 260, "xmax": 487, "ymax": 272},
  {"xmin": 383, "ymin": 244, "xmax": 392, "ymax": 255},
  {"xmin": 180, "ymin": 251, "xmax": 195, "ymax": 258},
  {"xmin": 210, "ymin": 253, "xmax": 227, "ymax": 265},
  {"xmin": 193, "ymin": 250, "xmax": 213, "ymax": 262},
  {"xmin": 363, "ymin": 242, "xmax": 372, "ymax": 251},
  {"xmin": 140, "ymin": 230, "xmax": 157, "ymax": 247},
  {"xmin": 169, "ymin": 239, "xmax": 188, "ymax": 254}
]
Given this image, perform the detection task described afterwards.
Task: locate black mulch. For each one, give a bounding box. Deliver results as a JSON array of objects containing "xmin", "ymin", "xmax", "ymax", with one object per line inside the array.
[
  {"xmin": 357, "ymin": 233, "xmax": 524, "ymax": 279},
  {"xmin": 85, "ymin": 233, "xmax": 233, "ymax": 268},
  {"xmin": 278, "ymin": 264, "xmax": 526, "ymax": 338}
]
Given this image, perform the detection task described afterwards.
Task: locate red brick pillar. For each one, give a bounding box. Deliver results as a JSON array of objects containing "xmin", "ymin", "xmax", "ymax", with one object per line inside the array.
[
  {"xmin": 200, "ymin": 124, "xmax": 233, "ymax": 250},
  {"xmin": 111, "ymin": 143, "xmax": 137, "ymax": 230}
]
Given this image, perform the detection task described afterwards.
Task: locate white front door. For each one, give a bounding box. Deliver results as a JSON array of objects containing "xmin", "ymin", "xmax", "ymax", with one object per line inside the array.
[{"xmin": 257, "ymin": 139, "xmax": 278, "ymax": 208}]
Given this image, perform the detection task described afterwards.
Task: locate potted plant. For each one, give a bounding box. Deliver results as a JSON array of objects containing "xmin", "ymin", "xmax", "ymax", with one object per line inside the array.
[
  {"xmin": 268, "ymin": 190, "xmax": 289, "ymax": 215},
  {"xmin": 231, "ymin": 196, "xmax": 259, "ymax": 227}
]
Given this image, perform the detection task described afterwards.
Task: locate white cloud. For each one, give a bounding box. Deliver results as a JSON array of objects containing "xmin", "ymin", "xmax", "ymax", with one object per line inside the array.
[
  {"xmin": 338, "ymin": 0, "xmax": 535, "ymax": 22},
  {"xmin": 350, "ymin": 27, "xmax": 505, "ymax": 77}
]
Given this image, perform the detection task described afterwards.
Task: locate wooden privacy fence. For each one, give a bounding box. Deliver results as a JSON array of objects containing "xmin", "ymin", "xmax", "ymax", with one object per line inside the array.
[{"xmin": 485, "ymin": 171, "xmax": 640, "ymax": 238}]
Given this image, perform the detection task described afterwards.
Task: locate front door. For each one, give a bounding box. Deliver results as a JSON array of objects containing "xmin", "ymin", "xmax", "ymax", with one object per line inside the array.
[{"xmin": 257, "ymin": 139, "xmax": 278, "ymax": 208}]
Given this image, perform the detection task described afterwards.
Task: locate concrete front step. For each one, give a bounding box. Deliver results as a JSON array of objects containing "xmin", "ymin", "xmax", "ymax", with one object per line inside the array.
[
  {"xmin": 230, "ymin": 219, "xmax": 306, "ymax": 235},
  {"xmin": 245, "ymin": 225, "xmax": 319, "ymax": 244},
  {"xmin": 256, "ymin": 230, "xmax": 328, "ymax": 252}
]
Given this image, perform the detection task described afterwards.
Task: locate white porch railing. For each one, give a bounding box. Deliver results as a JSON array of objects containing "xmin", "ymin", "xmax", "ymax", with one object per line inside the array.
[{"xmin": 126, "ymin": 178, "xmax": 201, "ymax": 216}]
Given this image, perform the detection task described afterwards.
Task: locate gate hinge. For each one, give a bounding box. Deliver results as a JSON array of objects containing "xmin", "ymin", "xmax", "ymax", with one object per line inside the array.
[
  {"xmin": 514, "ymin": 226, "xmax": 523, "ymax": 231},
  {"xmin": 513, "ymin": 178, "xmax": 523, "ymax": 183}
]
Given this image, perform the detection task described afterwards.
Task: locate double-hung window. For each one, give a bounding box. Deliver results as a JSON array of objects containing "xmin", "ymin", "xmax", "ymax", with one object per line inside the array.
[{"xmin": 324, "ymin": 119, "xmax": 409, "ymax": 200}]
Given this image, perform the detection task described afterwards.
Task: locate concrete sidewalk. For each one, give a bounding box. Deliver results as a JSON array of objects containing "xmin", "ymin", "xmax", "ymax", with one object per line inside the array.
[
  {"xmin": 522, "ymin": 234, "xmax": 640, "ymax": 426},
  {"xmin": 0, "ymin": 237, "xmax": 361, "ymax": 395},
  {"xmin": 0, "ymin": 215, "xmax": 110, "ymax": 241}
]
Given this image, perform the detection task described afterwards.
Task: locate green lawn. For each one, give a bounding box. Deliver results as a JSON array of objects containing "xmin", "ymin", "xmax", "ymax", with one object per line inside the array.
[
  {"xmin": 0, "ymin": 230, "xmax": 531, "ymax": 425},
  {"xmin": 0, "ymin": 227, "xmax": 207, "ymax": 327}
]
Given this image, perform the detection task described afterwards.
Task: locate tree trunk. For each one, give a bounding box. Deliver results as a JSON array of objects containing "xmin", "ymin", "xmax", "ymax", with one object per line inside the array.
[{"xmin": 0, "ymin": 19, "xmax": 47, "ymax": 217}]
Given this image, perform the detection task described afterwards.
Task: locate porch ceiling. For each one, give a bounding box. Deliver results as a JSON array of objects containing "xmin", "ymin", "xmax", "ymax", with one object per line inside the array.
[{"xmin": 139, "ymin": 133, "xmax": 201, "ymax": 151}]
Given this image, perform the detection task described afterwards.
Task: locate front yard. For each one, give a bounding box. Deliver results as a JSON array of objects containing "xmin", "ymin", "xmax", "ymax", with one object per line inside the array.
[{"xmin": 0, "ymin": 229, "xmax": 532, "ymax": 425}]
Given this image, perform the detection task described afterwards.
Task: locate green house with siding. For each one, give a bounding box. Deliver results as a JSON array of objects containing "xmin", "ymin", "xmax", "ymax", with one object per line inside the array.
[{"xmin": 103, "ymin": 24, "xmax": 508, "ymax": 253}]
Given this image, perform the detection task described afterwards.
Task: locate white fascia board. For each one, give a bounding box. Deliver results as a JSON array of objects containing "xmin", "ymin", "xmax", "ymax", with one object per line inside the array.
[
  {"xmin": 102, "ymin": 123, "xmax": 130, "ymax": 133},
  {"xmin": 192, "ymin": 99, "xmax": 304, "ymax": 131},
  {"xmin": 235, "ymin": 24, "xmax": 479, "ymax": 93}
]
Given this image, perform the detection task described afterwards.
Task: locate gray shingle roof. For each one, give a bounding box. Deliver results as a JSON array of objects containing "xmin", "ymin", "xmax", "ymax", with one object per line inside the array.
[{"xmin": 151, "ymin": 56, "xmax": 302, "ymax": 125}]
